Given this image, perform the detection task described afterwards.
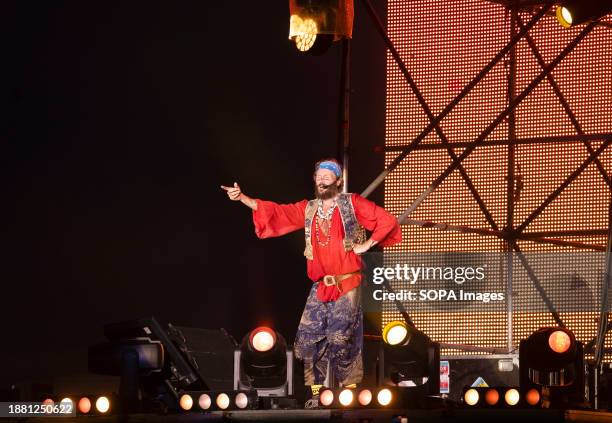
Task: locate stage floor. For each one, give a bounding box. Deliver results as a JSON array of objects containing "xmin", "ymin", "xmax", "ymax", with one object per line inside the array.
[{"xmin": 14, "ymin": 408, "xmax": 612, "ymax": 423}]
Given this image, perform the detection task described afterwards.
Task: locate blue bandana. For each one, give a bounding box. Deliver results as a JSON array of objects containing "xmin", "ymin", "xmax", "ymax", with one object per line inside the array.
[{"xmin": 317, "ymin": 161, "xmax": 342, "ymax": 177}]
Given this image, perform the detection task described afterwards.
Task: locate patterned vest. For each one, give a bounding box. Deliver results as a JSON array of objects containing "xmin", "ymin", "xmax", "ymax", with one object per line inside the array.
[{"xmin": 303, "ymin": 193, "xmax": 367, "ymax": 260}]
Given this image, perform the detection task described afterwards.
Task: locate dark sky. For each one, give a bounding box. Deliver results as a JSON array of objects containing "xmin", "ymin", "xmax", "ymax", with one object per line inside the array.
[{"xmin": 0, "ymin": 1, "xmax": 387, "ymax": 384}]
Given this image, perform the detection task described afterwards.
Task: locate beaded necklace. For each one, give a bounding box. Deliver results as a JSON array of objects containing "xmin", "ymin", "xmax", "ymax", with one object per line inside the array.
[{"xmin": 315, "ymin": 199, "xmax": 336, "ymax": 246}]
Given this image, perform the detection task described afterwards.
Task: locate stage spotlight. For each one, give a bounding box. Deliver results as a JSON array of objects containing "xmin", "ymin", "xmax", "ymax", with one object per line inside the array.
[
  {"xmin": 464, "ymin": 388, "xmax": 480, "ymax": 406},
  {"xmin": 235, "ymin": 326, "xmax": 294, "ymax": 397},
  {"xmin": 380, "ymin": 321, "xmax": 440, "ymax": 394},
  {"xmin": 526, "ymin": 388, "xmax": 541, "ymax": 406},
  {"xmin": 548, "ymin": 330, "xmax": 571, "ymax": 353},
  {"xmin": 320, "ymin": 389, "xmax": 335, "ymax": 407},
  {"xmin": 250, "ymin": 327, "xmax": 276, "ymax": 352},
  {"xmin": 288, "ymin": 0, "xmax": 354, "ymax": 55},
  {"xmin": 216, "ymin": 393, "xmax": 230, "ymax": 410},
  {"xmin": 382, "ymin": 321, "xmax": 408, "ymax": 346},
  {"xmin": 520, "ymin": 327, "xmax": 584, "ymax": 407},
  {"xmin": 42, "ymin": 398, "xmax": 55, "ymax": 414},
  {"xmin": 95, "ymin": 396, "xmax": 110, "ymax": 414},
  {"xmin": 485, "ymin": 388, "xmax": 499, "ymax": 405},
  {"xmin": 556, "ymin": 1, "xmax": 612, "ymax": 28},
  {"xmin": 358, "ymin": 389, "xmax": 372, "ymax": 406},
  {"xmin": 290, "ymin": 15, "xmax": 318, "ymax": 52},
  {"xmin": 504, "ymin": 388, "xmax": 520, "ymax": 406},
  {"xmin": 198, "ymin": 393, "xmax": 212, "ymax": 410},
  {"xmin": 77, "ymin": 397, "xmax": 91, "ymax": 414},
  {"xmin": 377, "ymin": 388, "xmax": 393, "ymax": 406},
  {"xmin": 235, "ymin": 392, "xmax": 249, "ymax": 409},
  {"xmin": 338, "ymin": 388, "xmax": 354, "ymax": 406},
  {"xmin": 520, "ymin": 327, "xmax": 579, "ymax": 375},
  {"xmin": 179, "ymin": 394, "xmax": 193, "ymax": 411},
  {"xmin": 60, "ymin": 397, "xmax": 73, "ymax": 409}
]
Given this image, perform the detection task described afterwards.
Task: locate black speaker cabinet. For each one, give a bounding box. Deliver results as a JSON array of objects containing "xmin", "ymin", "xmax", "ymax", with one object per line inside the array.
[{"xmin": 167, "ymin": 325, "xmax": 237, "ymax": 391}]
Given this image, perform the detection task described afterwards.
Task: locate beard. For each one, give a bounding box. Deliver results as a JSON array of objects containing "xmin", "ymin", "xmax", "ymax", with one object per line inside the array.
[{"xmin": 314, "ymin": 182, "xmax": 340, "ymax": 200}]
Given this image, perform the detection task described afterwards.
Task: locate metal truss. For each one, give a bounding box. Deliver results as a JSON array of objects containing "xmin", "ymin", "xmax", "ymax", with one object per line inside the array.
[{"xmin": 358, "ymin": 0, "xmax": 611, "ymax": 362}]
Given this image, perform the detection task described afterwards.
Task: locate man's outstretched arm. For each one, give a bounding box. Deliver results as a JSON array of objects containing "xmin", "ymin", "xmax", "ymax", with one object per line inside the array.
[
  {"xmin": 221, "ymin": 182, "xmax": 258, "ymax": 210},
  {"xmin": 221, "ymin": 182, "xmax": 307, "ymax": 238}
]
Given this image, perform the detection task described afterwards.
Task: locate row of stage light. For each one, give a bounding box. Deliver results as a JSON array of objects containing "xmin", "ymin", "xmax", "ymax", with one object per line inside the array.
[
  {"xmin": 41, "ymin": 396, "xmax": 112, "ymax": 415},
  {"xmin": 177, "ymin": 322, "xmax": 583, "ymax": 411},
  {"xmin": 179, "ymin": 390, "xmax": 258, "ymax": 411},
  {"xmin": 89, "ymin": 316, "xmax": 586, "ymax": 412},
  {"xmin": 177, "ymin": 387, "xmax": 401, "ymax": 412},
  {"xmin": 463, "ymin": 387, "xmax": 542, "ymax": 408}
]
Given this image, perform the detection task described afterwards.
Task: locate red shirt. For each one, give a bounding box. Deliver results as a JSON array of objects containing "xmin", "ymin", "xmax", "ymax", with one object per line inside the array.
[{"xmin": 252, "ymin": 194, "xmax": 401, "ymax": 302}]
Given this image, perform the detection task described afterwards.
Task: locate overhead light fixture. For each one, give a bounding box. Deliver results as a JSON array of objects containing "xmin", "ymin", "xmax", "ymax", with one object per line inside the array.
[
  {"xmin": 288, "ymin": 0, "xmax": 354, "ymax": 54},
  {"xmin": 556, "ymin": 1, "xmax": 612, "ymax": 28}
]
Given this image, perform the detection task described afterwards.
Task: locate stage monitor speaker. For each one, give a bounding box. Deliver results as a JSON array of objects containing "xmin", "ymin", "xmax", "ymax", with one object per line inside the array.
[{"xmin": 167, "ymin": 325, "xmax": 237, "ymax": 391}]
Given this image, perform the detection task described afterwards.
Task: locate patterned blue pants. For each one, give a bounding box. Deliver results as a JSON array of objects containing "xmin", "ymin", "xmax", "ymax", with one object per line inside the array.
[{"xmin": 294, "ymin": 283, "xmax": 363, "ymax": 386}]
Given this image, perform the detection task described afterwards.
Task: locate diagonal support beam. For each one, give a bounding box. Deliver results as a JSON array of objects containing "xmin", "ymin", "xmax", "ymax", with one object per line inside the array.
[
  {"xmin": 517, "ymin": 15, "xmax": 612, "ymax": 190},
  {"xmin": 514, "ymin": 244, "xmax": 565, "ymax": 328},
  {"xmin": 594, "ymin": 198, "xmax": 612, "ymax": 368},
  {"xmin": 361, "ymin": 0, "xmax": 556, "ymax": 199},
  {"xmin": 397, "ymin": 21, "xmax": 598, "ymax": 224},
  {"xmin": 516, "ymin": 137, "xmax": 612, "ymax": 233}
]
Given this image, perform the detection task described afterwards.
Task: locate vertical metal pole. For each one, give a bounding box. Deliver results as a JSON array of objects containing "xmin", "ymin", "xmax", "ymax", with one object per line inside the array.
[
  {"xmin": 338, "ymin": 37, "xmax": 351, "ymax": 193},
  {"xmin": 506, "ymin": 5, "xmax": 518, "ymax": 354},
  {"xmin": 593, "ymin": 195, "xmax": 612, "ymax": 408}
]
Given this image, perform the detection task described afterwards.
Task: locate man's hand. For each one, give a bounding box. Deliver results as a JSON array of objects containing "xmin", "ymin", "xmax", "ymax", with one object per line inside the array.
[
  {"xmin": 221, "ymin": 182, "xmax": 242, "ymax": 201},
  {"xmin": 352, "ymin": 238, "xmax": 378, "ymax": 255},
  {"xmin": 221, "ymin": 182, "xmax": 258, "ymax": 210}
]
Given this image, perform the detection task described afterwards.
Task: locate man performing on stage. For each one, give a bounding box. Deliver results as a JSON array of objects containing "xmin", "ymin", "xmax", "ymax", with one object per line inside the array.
[{"xmin": 221, "ymin": 158, "xmax": 401, "ymax": 389}]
